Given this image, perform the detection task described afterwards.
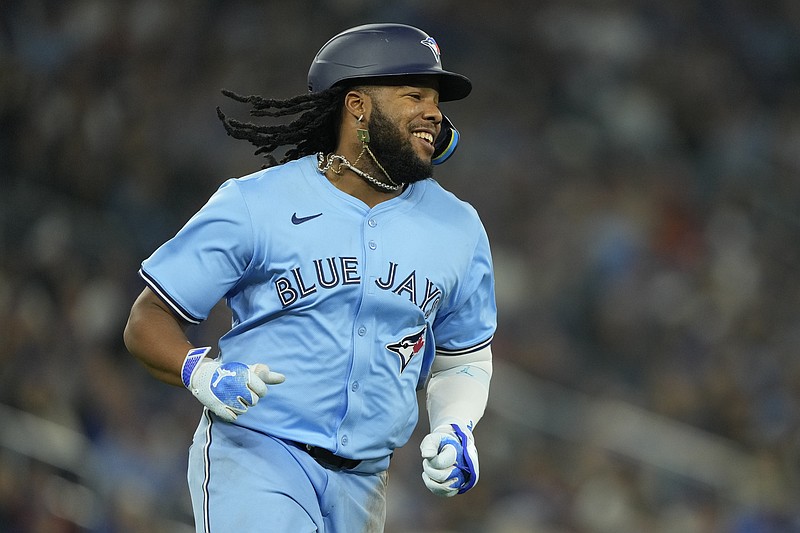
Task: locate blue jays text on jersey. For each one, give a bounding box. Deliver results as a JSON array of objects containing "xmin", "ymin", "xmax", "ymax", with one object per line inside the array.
[
  {"xmin": 139, "ymin": 155, "xmax": 496, "ymax": 464},
  {"xmin": 275, "ymin": 257, "xmax": 443, "ymax": 319}
]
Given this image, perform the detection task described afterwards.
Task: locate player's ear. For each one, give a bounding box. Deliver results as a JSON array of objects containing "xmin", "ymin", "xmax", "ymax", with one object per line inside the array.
[{"xmin": 344, "ymin": 89, "xmax": 371, "ymax": 123}]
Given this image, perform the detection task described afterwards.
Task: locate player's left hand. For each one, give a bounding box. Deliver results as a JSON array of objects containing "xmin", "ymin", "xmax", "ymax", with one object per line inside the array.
[{"xmin": 420, "ymin": 422, "xmax": 479, "ymax": 497}]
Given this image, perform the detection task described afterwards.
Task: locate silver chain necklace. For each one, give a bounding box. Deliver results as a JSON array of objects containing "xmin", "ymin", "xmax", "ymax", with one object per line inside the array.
[{"xmin": 316, "ymin": 151, "xmax": 402, "ymax": 192}]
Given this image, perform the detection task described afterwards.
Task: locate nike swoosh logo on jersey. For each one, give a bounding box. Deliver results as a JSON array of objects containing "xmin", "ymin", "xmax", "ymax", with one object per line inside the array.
[{"xmin": 292, "ymin": 212, "xmax": 323, "ymax": 225}]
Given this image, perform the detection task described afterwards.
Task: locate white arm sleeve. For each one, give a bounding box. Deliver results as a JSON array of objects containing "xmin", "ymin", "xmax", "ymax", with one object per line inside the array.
[{"xmin": 426, "ymin": 346, "xmax": 493, "ymax": 432}]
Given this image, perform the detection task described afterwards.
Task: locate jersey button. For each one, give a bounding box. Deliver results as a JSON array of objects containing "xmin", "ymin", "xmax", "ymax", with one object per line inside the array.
[
  {"xmin": 368, "ymin": 218, "xmax": 377, "ymax": 227},
  {"xmin": 368, "ymin": 240, "xmax": 377, "ymax": 250},
  {"xmin": 357, "ymin": 326, "xmax": 366, "ymax": 336},
  {"xmin": 351, "ymin": 381, "xmax": 359, "ymax": 392},
  {"xmin": 341, "ymin": 435, "xmax": 349, "ymax": 446}
]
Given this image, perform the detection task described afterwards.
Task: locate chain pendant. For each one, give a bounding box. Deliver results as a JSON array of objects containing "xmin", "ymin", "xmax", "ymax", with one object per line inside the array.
[{"xmin": 316, "ymin": 152, "xmax": 402, "ymax": 192}]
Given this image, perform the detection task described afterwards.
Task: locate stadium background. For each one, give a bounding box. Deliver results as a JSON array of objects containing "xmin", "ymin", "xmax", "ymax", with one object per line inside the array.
[{"xmin": 2, "ymin": 1, "xmax": 800, "ymax": 531}]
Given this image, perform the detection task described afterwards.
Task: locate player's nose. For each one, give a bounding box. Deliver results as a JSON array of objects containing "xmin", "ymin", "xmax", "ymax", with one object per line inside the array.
[{"xmin": 422, "ymin": 101, "xmax": 443, "ymax": 125}]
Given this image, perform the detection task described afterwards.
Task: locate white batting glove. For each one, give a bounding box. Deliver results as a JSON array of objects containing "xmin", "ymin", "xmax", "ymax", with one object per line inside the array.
[
  {"xmin": 420, "ymin": 422, "xmax": 479, "ymax": 497},
  {"xmin": 180, "ymin": 347, "xmax": 285, "ymax": 422}
]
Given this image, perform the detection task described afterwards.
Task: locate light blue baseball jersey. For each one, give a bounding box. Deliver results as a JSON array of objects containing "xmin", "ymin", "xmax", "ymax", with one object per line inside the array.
[{"xmin": 140, "ymin": 154, "xmax": 496, "ymax": 462}]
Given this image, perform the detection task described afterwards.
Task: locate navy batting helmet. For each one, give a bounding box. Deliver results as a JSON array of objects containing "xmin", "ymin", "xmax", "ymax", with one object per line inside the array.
[
  {"xmin": 308, "ymin": 23, "xmax": 470, "ymax": 164},
  {"xmin": 308, "ymin": 23, "xmax": 472, "ymax": 101}
]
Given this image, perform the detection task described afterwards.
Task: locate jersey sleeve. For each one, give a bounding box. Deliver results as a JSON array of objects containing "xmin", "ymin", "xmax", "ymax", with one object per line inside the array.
[
  {"xmin": 432, "ymin": 220, "xmax": 497, "ymax": 354},
  {"xmin": 139, "ymin": 179, "xmax": 254, "ymax": 323}
]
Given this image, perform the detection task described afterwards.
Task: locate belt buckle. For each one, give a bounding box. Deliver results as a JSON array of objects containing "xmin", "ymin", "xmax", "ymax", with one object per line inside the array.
[{"xmin": 304, "ymin": 444, "xmax": 361, "ymax": 470}]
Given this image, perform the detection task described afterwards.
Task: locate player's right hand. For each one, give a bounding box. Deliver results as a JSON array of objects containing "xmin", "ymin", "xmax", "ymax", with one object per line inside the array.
[{"xmin": 180, "ymin": 347, "xmax": 285, "ymax": 422}]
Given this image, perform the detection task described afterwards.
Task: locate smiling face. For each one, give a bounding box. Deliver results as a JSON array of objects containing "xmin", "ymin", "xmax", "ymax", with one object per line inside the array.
[{"xmin": 360, "ymin": 78, "xmax": 443, "ymax": 185}]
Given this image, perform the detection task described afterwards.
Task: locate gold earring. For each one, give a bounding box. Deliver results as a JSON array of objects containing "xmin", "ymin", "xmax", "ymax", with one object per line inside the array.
[{"xmin": 356, "ymin": 114, "xmax": 369, "ymax": 143}]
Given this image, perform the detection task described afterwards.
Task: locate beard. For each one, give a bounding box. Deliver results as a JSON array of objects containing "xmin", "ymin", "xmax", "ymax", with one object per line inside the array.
[{"xmin": 365, "ymin": 104, "xmax": 433, "ymax": 186}]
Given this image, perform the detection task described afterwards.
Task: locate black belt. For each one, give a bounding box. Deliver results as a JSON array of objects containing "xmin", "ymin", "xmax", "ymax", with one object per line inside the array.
[{"xmin": 303, "ymin": 444, "xmax": 362, "ymax": 471}]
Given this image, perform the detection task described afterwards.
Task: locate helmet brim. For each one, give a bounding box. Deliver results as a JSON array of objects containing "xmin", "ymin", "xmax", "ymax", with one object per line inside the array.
[
  {"xmin": 331, "ymin": 70, "xmax": 472, "ymax": 102},
  {"xmin": 434, "ymin": 71, "xmax": 473, "ymax": 102}
]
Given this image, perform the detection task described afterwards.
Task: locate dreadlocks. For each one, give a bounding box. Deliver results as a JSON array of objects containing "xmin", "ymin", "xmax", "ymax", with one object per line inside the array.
[{"xmin": 216, "ymin": 86, "xmax": 347, "ymax": 168}]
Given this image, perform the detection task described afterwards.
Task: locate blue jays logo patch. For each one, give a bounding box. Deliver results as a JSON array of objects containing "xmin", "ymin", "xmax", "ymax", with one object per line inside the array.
[
  {"xmin": 420, "ymin": 37, "xmax": 441, "ymax": 63},
  {"xmin": 386, "ymin": 327, "xmax": 426, "ymax": 373}
]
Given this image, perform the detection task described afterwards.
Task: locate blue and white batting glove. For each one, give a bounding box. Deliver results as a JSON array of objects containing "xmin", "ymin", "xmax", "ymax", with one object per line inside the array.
[
  {"xmin": 420, "ymin": 422, "xmax": 479, "ymax": 497},
  {"xmin": 181, "ymin": 347, "xmax": 285, "ymax": 423}
]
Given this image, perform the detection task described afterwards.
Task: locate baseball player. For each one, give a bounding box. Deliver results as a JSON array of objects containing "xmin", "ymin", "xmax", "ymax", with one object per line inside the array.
[{"xmin": 124, "ymin": 23, "xmax": 496, "ymax": 532}]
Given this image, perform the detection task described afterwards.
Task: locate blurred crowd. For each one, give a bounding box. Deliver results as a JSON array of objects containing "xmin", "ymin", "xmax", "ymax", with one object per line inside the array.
[{"xmin": 2, "ymin": 1, "xmax": 800, "ymax": 531}]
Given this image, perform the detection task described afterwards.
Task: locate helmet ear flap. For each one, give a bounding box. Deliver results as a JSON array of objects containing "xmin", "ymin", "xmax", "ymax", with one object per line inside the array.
[{"xmin": 432, "ymin": 115, "xmax": 460, "ymax": 165}]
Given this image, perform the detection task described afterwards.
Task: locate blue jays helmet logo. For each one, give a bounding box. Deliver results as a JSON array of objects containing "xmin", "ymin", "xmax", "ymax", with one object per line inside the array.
[
  {"xmin": 386, "ymin": 327, "xmax": 426, "ymax": 373},
  {"xmin": 420, "ymin": 37, "xmax": 441, "ymax": 63}
]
